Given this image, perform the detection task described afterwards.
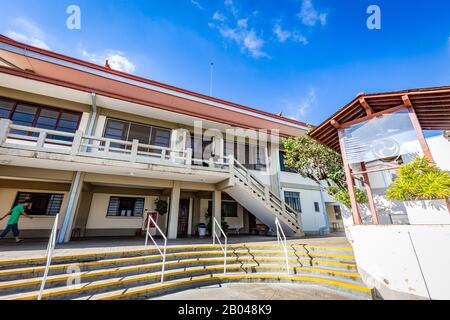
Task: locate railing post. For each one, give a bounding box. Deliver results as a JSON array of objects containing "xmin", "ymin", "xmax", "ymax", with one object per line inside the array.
[
  {"xmin": 0, "ymin": 119, "xmax": 12, "ymax": 145},
  {"xmin": 36, "ymin": 131, "xmax": 47, "ymax": 151},
  {"xmin": 70, "ymin": 130, "xmax": 83, "ymax": 156},
  {"xmin": 130, "ymin": 139, "xmax": 139, "ymax": 163},
  {"xmin": 228, "ymin": 155, "xmax": 234, "ymax": 175},
  {"xmin": 186, "ymin": 148, "xmax": 193, "ymax": 168},
  {"xmin": 103, "ymin": 140, "xmax": 111, "ymax": 154}
]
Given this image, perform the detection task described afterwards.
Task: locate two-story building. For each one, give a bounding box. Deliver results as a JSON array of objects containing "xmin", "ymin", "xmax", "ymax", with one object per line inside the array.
[{"xmin": 0, "ymin": 35, "xmax": 339, "ymax": 243}]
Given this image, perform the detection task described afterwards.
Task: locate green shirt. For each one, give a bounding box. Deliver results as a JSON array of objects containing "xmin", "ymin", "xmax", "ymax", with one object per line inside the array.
[{"xmin": 8, "ymin": 204, "xmax": 25, "ymax": 225}]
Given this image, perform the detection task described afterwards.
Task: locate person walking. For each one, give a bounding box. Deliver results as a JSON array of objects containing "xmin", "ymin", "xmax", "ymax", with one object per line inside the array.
[{"xmin": 0, "ymin": 198, "xmax": 33, "ymax": 243}]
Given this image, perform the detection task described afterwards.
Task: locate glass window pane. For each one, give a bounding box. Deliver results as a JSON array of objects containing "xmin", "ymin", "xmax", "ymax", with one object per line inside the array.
[
  {"xmin": 104, "ymin": 119, "xmax": 129, "ymax": 140},
  {"xmin": 13, "ymin": 192, "xmax": 63, "ymax": 216},
  {"xmin": 36, "ymin": 108, "xmax": 59, "ymax": 130},
  {"xmin": 284, "ymin": 191, "xmax": 302, "ymax": 213},
  {"xmin": 56, "ymin": 112, "xmax": 80, "ymax": 131},
  {"xmin": 128, "ymin": 123, "xmax": 151, "ymax": 144},
  {"xmin": 11, "ymin": 104, "xmax": 38, "ymax": 126},
  {"xmin": 151, "ymin": 128, "xmax": 171, "ymax": 147},
  {"xmin": 0, "ymin": 99, "xmax": 15, "ymax": 119}
]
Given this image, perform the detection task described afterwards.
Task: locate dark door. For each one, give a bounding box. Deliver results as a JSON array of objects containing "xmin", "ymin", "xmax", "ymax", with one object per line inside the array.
[{"xmin": 177, "ymin": 199, "xmax": 190, "ymax": 237}]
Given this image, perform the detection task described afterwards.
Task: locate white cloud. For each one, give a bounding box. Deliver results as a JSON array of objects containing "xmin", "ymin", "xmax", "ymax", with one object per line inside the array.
[
  {"xmin": 298, "ymin": 0, "xmax": 327, "ymax": 27},
  {"xmin": 273, "ymin": 24, "xmax": 308, "ymax": 45},
  {"xmin": 285, "ymin": 88, "xmax": 318, "ymax": 120},
  {"xmin": 212, "ymin": 12, "xmax": 226, "ymax": 22},
  {"xmin": 81, "ymin": 49, "xmax": 136, "ymax": 74},
  {"xmin": 190, "ymin": 0, "xmax": 203, "ymax": 10},
  {"xmin": 210, "ymin": 1, "xmax": 268, "ymax": 59},
  {"xmin": 5, "ymin": 18, "xmax": 50, "ymax": 50}
]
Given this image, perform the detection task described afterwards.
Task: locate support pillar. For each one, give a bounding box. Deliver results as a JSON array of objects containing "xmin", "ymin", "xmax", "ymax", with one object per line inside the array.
[
  {"xmin": 167, "ymin": 181, "xmax": 181, "ymax": 239},
  {"xmin": 360, "ymin": 162, "xmax": 379, "ymax": 225},
  {"xmin": 338, "ymin": 130, "xmax": 362, "ymax": 225},
  {"xmin": 58, "ymin": 172, "xmax": 85, "ymax": 243},
  {"xmin": 407, "ymin": 107, "xmax": 435, "ymax": 163},
  {"xmin": 212, "ymin": 190, "xmax": 222, "ymax": 238}
]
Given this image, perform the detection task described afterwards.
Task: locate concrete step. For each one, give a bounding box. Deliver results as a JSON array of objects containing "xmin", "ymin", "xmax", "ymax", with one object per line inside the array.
[
  {"xmin": 0, "ymin": 260, "xmax": 362, "ymax": 295},
  {"xmin": 0, "ymin": 250, "xmax": 356, "ymax": 282},
  {"xmin": 75, "ymin": 273, "xmax": 371, "ymax": 301},
  {"xmin": 0, "ymin": 264, "xmax": 369, "ymax": 300},
  {"xmin": 0, "ymin": 244, "xmax": 354, "ymax": 270}
]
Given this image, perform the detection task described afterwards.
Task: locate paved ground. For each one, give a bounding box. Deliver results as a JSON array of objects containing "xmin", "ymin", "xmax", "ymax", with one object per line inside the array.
[
  {"xmin": 152, "ymin": 283, "xmax": 355, "ymax": 300},
  {"xmin": 0, "ymin": 234, "xmax": 350, "ymax": 261}
]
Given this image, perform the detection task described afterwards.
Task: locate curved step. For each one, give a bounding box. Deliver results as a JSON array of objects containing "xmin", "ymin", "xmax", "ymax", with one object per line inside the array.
[
  {"xmin": 0, "ymin": 260, "xmax": 361, "ymax": 295},
  {"xmin": 76, "ymin": 273, "xmax": 371, "ymax": 300},
  {"xmin": 0, "ymin": 264, "xmax": 368, "ymax": 300},
  {"xmin": 0, "ymin": 250, "xmax": 356, "ymax": 282},
  {"xmin": 0, "ymin": 244, "xmax": 353, "ymax": 269}
]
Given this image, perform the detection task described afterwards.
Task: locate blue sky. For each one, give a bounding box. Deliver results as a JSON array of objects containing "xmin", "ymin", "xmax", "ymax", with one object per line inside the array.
[{"xmin": 1, "ymin": 0, "xmax": 450, "ymax": 126}]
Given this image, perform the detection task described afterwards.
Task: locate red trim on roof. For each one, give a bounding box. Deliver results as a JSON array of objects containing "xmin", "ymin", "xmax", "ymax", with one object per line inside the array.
[{"xmin": 0, "ymin": 34, "xmax": 312, "ymax": 128}]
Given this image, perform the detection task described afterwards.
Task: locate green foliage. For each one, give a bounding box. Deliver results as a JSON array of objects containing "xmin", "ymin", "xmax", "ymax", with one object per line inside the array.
[
  {"xmin": 154, "ymin": 199, "xmax": 168, "ymax": 216},
  {"xmin": 386, "ymin": 157, "xmax": 450, "ymax": 201},
  {"xmin": 329, "ymin": 186, "xmax": 368, "ymax": 208},
  {"xmin": 282, "ymin": 135, "xmax": 346, "ymax": 189},
  {"xmin": 282, "ymin": 135, "xmax": 367, "ymax": 207}
]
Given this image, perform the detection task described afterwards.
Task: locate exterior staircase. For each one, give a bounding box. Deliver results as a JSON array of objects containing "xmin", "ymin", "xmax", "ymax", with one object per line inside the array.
[
  {"xmin": 222, "ymin": 158, "xmax": 303, "ymax": 236},
  {"xmin": 0, "ymin": 244, "xmax": 371, "ymax": 300}
]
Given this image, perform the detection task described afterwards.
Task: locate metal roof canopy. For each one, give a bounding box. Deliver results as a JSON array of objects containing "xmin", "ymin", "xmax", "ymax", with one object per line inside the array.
[{"xmin": 309, "ymin": 86, "xmax": 450, "ymax": 153}]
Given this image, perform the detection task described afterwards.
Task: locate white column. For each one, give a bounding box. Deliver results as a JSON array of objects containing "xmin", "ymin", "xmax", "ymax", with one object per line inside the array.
[
  {"xmin": 212, "ymin": 190, "xmax": 222, "ymax": 237},
  {"xmin": 58, "ymin": 172, "xmax": 85, "ymax": 243},
  {"xmin": 268, "ymin": 139, "xmax": 282, "ymax": 196},
  {"xmin": 187, "ymin": 198, "xmax": 193, "ymax": 236},
  {"xmin": 167, "ymin": 181, "xmax": 181, "ymax": 239}
]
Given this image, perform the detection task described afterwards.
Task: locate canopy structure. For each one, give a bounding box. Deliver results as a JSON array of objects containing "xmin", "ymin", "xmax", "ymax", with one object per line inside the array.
[
  {"xmin": 309, "ymin": 86, "xmax": 450, "ymax": 153},
  {"xmin": 309, "ymin": 86, "xmax": 450, "ymax": 225}
]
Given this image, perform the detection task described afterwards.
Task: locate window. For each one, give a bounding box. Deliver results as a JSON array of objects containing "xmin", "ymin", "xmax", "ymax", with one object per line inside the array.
[
  {"xmin": 208, "ymin": 200, "xmax": 238, "ymax": 218},
  {"xmin": 107, "ymin": 197, "xmax": 145, "ymax": 217},
  {"xmin": 279, "ymin": 152, "xmax": 296, "ymax": 173},
  {"xmin": 103, "ymin": 118, "xmax": 171, "ymax": 153},
  {"xmin": 334, "ymin": 206, "xmax": 342, "ymax": 220},
  {"xmin": 224, "ymin": 141, "xmax": 267, "ymax": 171},
  {"xmin": 0, "ymin": 98, "xmax": 82, "ymax": 139},
  {"xmin": 13, "ymin": 192, "xmax": 64, "ymax": 216},
  {"xmin": 284, "ymin": 191, "xmax": 302, "ymax": 213},
  {"xmin": 314, "ymin": 202, "xmax": 320, "ymax": 212}
]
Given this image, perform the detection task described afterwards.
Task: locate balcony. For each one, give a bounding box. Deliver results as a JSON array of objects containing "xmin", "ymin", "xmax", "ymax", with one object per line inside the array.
[{"xmin": 0, "ymin": 119, "xmax": 231, "ymax": 182}]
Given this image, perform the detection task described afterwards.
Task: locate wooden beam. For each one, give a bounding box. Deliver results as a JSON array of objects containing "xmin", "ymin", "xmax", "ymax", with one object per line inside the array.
[
  {"xmin": 407, "ymin": 107, "xmax": 435, "ymax": 162},
  {"xmin": 338, "ymin": 130, "xmax": 362, "ymax": 225},
  {"xmin": 360, "ymin": 163, "xmax": 379, "ymax": 225},
  {"xmin": 402, "ymin": 95, "xmax": 413, "ymax": 108},
  {"xmin": 330, "ymin": 120, "xmax": 341, "ymax": 129},
  {"xmin": 359, "ymin": 98, "xmax": 374, "ymax": 116}
]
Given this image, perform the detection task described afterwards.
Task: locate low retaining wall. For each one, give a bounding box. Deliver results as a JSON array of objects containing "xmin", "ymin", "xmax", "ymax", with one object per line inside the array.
[{"xmin": 347, "ymin": 225, "xmax": 450, "ymax": 300}]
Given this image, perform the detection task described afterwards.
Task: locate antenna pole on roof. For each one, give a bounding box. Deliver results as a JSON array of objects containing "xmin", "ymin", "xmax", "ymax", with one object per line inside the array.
[{"xmin": 209, "ymin": 62, "xmax": 214, "ymax": 97}]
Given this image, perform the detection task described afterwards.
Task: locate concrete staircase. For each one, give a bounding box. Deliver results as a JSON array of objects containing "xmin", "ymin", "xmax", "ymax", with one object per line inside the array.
[
  {"xmin": 0, "ymin": 244, "xmax": 371, "ymax": 300},
  {"xmin": 223, "ymin": 159, "xmax": 303, "ymax": 236}
]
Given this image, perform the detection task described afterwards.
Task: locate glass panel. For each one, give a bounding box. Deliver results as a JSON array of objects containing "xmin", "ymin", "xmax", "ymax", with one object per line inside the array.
[
  {"xmin": 104, "ymin": 119, "xmax": 129, "ymax": 141},
  {"xmin": 36, "ymin": 108, "xmax": 59, "ymax": 130},
  {"xmin": 56, "ymin": 112, "xmax": 80, "ymax": 131},
  {"xmin": 151, "ymin": 128, "xmax": 171, "ymax": 147},
  {"xmin": 11, "ymin": 104, "xmax": 38, "ymax": 126},
  {"xmin": 341, "ymin": 110, "xmax": 423, "ymax": 165},
  {"xmin": 0, "ymin": 99, "xmax": 15, "ymax": 119},
  {"xmin": 107, "ymin": 197, "xmax": 145, "ymax": 217}
]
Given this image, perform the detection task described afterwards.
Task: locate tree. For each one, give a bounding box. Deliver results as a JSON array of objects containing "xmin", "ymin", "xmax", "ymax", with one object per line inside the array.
[{"xmin": 282, "ymin": 135, "xmax": 367, "ymax": 207}]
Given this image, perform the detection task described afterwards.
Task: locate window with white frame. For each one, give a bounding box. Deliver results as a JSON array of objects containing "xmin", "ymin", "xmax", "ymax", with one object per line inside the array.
[{"xmin": 107, "ymin": 197, "xmax": 145, "ymax": 217}]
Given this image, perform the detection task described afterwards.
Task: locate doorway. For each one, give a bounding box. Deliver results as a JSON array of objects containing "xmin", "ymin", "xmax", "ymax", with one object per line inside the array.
[{"xmin": 177, "ymin": 199, "xmax": 190, "ymax": 237}]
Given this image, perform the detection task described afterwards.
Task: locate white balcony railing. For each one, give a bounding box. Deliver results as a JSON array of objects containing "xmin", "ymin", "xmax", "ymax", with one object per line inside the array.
[{"xmin": 0, "ymin": 119, "xmax": 230, "ymax": 171}]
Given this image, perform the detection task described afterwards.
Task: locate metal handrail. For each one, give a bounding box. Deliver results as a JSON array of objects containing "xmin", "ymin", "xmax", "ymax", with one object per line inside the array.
[
  {"xmin": 275, "ymin": 217, "xmax": 290, "ymax": 275},
  {"xmin": 38, "ymin": 214, "xmax": 59, "ymax": 300},
  {"xmin": 144, "ymin": 214, "xmax": 167, "ymax": 283},
  {"xmin": 212, "ymin": 217, "xmax": 228, "ymax": 274}
]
